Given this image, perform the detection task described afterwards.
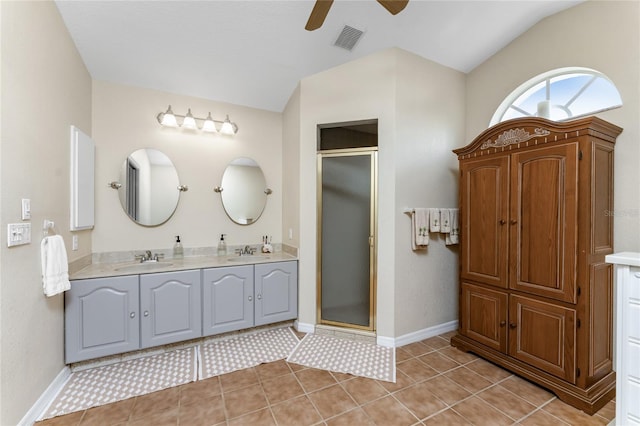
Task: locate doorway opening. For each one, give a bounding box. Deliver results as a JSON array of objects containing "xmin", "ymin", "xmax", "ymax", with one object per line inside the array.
[{"xmin": 316, "ymin": 120, "xmax": 378, "ymax": 331}]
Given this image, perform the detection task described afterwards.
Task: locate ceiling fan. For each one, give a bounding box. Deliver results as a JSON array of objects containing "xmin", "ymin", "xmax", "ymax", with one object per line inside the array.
[{"xmin": 305, "ymin": 0, "xmax": 409, "ymax": 31}]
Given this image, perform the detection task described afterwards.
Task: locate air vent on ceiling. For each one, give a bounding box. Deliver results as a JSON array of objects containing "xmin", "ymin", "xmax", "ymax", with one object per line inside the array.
[{"xmin": 334, "ymin": 25, "xmax": 364, "ymax": 51}]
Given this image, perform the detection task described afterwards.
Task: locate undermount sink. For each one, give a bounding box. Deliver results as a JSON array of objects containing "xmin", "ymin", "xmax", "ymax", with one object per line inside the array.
[
  {"xmin": 227, "ymin": 256, "xmax": 270, "ymax": 262},
  {"xmin": 114, "ymin": 262, "xmax": 174, "ymax": 272}
]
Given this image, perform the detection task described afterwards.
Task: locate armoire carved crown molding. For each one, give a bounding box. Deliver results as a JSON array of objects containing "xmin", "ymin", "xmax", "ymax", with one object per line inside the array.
[{"xmin": 480, "ymin": 128, "xmax": 551, "ymax": 149}]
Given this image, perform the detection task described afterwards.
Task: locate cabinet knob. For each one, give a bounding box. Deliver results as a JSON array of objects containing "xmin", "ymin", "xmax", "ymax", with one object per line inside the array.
[
  {"xmin": 634, "ymin": 272, "xmax": 640, "ymax": 279},
  {"xmin": 499, "ymin": 220, "xmax": 506, "ymax": 225},
  {"xmin": 510, "ymin": 219, "xmax": 517, "ymax": 225},
  {"xmin": 509, "ymin": 322, "xmax": 517, "ymax": 329},
  {"xmin": 144, "ymin": 311, "xmax": 149, "ymax": 317},
  {"xmin": 257, "ymin": 294, "xmax": 262, "ymax": 300},
  {"xmin": 130, "ymin": 312, "xmax": 136, "ymax": 319},
  {"xmin": 248, "ymin": 296, "xmax": 253, "ymax": 302},
  {"xmin": 500, "ymin": 320, "xmax": 506, "ymax": 327}
]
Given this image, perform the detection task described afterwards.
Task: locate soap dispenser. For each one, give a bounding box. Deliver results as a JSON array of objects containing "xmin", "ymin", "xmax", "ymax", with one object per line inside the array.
[
  {"xmin": 173, "ymin": 235, "xmax": 184, "ymax": 259},
  {"xmin": 217, "ymin": 234, "xmax": 227, "ymax": 256}
]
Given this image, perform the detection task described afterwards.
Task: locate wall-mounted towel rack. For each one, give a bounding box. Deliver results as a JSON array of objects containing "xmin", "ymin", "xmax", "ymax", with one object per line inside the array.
[{"xmin": 43, "ymin": 220, "xmax": 57, "ymax": 236}]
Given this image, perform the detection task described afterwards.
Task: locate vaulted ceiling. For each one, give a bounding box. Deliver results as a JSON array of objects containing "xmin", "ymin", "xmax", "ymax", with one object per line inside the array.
[{"xmin": 55, "ymin": 1, "xmax": 581, "ymax": 112}]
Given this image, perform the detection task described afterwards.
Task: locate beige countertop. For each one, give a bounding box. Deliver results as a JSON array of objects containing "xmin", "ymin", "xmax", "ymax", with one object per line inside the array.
[{"xmin": 71, "ymin": 252, "xmax": 298, "ymax": 280}]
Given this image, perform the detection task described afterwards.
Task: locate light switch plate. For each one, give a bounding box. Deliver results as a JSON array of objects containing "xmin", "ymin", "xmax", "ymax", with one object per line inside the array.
[
  {"xmin": 7, "ymin": 223, "xmax": 31, "ymax": 247},
  {"xmin": 21, "ymin": 198, "xmax": 31, "ymax": 220}
]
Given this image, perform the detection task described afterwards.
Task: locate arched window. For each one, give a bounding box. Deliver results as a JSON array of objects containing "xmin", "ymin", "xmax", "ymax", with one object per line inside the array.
[{"xmin": 491, "ymin": 67, "xmax": 622, "ymax": 126}]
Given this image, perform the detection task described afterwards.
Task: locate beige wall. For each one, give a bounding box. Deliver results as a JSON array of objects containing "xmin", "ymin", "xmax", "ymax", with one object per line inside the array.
[
  {"xmin": 295, "ymin": 49, "xmax": 465, "ymax": 338},
  {"xmin": 92, "ymin": 81, "xmax": 283, "ymax": 253},
  {"xmin": 466, "ymin": 0, "xmax": 640, "ymax": 252},
  {"xmin": 394, "ymin": 51, "xmax": 465, "ymax": 336},
  {"xmin": 282, "ymin": 84, "xmax": 301, "ymax": 248},
  {"xmin": 0, "ymin": 2, "xmax": 92, "ymax": 424}
]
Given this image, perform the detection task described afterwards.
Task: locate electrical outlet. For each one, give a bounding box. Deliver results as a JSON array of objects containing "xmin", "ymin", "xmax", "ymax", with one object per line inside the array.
[{"xmin": 72, "ymin": 235, "xmax": 78, "ymax": 251}]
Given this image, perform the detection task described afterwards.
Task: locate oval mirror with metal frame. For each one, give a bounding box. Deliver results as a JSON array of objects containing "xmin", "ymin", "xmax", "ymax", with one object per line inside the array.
[
  {"xmin": 110, "ymin": 148, "xmax": 187, "ymax": 227},
  {"xmin": 215, "ymin": 157, "xmax": 271, "ymax": 225}
]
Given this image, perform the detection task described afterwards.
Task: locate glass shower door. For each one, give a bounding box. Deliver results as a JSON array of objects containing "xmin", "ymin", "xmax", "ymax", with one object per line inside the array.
[{"xmin": 318, "ymin": 150, "xmax": 376, "ymax": 330}]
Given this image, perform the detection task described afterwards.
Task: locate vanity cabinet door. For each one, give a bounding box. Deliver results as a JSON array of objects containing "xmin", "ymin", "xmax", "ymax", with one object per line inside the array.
[
  {"xmin": 65, "ymin": 276, "xmax": 140, "ymax": 363},
  {"xmin": 140, "ymin": 270, "xmax": 201, "ymax": 348},
  {"xmin": 255, "ymin": 261, "xmax": 298, "ymax": 326},
  {"xmin": 202, "ymin": 266, "xmax": 254, "ymax": 336}
]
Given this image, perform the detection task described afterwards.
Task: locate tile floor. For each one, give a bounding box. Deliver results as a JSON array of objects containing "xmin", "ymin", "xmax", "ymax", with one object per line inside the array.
[{"xmin": 36, "ymin": 331, "xmax": 615, "ymax": 426}]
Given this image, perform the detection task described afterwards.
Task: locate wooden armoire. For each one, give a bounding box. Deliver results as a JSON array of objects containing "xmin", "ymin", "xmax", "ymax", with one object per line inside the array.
[{"xmin": 450, "ymin": 116, "xmax": 622, "ymax": 414}]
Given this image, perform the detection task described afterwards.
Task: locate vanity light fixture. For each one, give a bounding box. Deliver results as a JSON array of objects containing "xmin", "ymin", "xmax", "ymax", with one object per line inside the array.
[
  {"xmin": 219, "ymin": 115, "xmax": 239, "ymax": 135},
  {"xmin": 156, "ymin": 105, "xmax": 238, "ymax": 135}
]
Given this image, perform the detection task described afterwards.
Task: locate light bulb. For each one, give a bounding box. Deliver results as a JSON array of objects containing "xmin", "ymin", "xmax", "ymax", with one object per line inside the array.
[
  {"xmin": 160, "ymin": 105, "xmax": 178, "ymax": 127},
  {"xmin": 182, "ymin": 108, "xmax": 197, "ymax": 129},
  {"xmin": 202, "ymin": 112, "xmax": 217, "ymax": 132},
  {"xmin": 220, "ymin": 115, "xmax": 238, "ymax": 135}
]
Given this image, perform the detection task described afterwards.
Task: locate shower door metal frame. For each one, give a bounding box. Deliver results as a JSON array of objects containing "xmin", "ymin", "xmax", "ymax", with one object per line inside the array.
[{"xmin": 316, "ymin": 147, "xmax": 378, "ymax": 332}]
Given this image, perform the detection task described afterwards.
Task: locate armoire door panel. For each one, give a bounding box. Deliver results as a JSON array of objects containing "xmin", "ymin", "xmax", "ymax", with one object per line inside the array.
[
  {"xmin": 509, "ymin": 295, "xmax": 576, "ymax": 383},
  {"xmin": 510, "ymin": 143, "xmax": 578, "ymax": 303},
  {"xmin": 592, "ymin": 142, "xmax": 614, "ymax": 253},
  {"xmin": 460, "ymin": 282, "xmax": 508, "ymax": 352},
  {"xmin": 460, "ymin": 156, "xmax": 509, "ymax": 288}
]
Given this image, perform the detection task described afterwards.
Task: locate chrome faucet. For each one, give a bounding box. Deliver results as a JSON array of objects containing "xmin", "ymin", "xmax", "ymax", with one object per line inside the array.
[
  {"xmin": 135, "ymin": 250, "xmax": 164, "ymax": 263},
  {"xmin": 236, "ymin": 245, "xmax": 256, "ymax": 256}
]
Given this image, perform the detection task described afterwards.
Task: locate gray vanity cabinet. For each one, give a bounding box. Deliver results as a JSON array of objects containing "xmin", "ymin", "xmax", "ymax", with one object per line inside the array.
[
  {"xmin": 65, "ymin": 275, "xmax": 140, "ymax": 363},
  {"xmin": 202, "ymin": 265, "xmax": 254, "ymax": 336},
  {"xmin": 139, "ymin": 270, "xmax": 201, "ymax": 348},
  {"xmin": 202, "ymin": 261, "xmax": 298, "ymax": 335},
  {"xmin": 255, "ymin": 261, "xmax": 298, "ymax": 326}
]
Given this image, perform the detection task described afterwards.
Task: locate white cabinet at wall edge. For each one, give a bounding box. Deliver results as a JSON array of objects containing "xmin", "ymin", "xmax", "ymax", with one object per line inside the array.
[
  {"xmin": 606, "ymin": 252, "xmax": 640, "ymax": 426},
  {"xmin": 202, "ymin": 261, "xmax": 298, "ymax": 336},
  {"xmin": 65, "ymin": 270, "xmax": 201, "ymax": 364}
]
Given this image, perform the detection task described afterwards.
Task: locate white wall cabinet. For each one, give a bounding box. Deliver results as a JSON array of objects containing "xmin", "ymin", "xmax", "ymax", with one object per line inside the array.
[{"xmin": 606, "ymin": 252, "xmax": 640, "ymax": 426}]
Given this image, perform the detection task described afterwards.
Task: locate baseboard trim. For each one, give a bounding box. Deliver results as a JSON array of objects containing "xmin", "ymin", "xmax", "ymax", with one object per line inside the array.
[
  {"xmin": 294, "ymin": 321, "xmax": 315, "ymax": 334},
  {"xmin": 393, "ymin": 320, "xmax": 458, "ymax": 348},
  {"xmin": 296, "ymin": 320, "xmax": 458, "ymax": 348},
  {"xmin": 19, "ymin": 366, "xmax": 71, "ymax": 426}
]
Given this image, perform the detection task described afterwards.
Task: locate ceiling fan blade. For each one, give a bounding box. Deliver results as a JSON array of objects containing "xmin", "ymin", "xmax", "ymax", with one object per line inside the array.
[
  {"xmin": 377, "ymin": 0, "xmax": 409, "ymax": 15},
  {"xmin": 305, "ymin": 0, "xmax": 334, "ymax": 31}
]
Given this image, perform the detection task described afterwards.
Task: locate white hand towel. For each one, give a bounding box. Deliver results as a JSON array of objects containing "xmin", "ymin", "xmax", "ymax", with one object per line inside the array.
[
  {"xmin": 411, "ymin": 208, "xmax": 429, "ymax": 250},
  {"xmin": 41, "ymin": 235, "xmax": 70, "ymax": 297},
  {"xmin": 429, "ymin": 208, "xmax": 441, "ymax": 232},
  {"xmin": 445, "ymin": 208, "xmax": 460, "ymax": 245},
  {"xmin": 440, "ymin": 209, "xmax": 451, "ymax": 233}
]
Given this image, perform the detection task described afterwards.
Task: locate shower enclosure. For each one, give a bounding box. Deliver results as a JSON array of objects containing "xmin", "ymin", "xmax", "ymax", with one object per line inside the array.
[{"xmin": 317, "ymin": 121, "xmax": 377, "ymax": 331}]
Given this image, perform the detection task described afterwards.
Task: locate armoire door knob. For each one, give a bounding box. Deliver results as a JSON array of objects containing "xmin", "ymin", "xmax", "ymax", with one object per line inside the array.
[
  {"xmin": 500, "ymin": 320, "xmax": 506, "ymax": 327},
  {"xmin": 509, "ymin": 322, "xmax": 517, "ymax": 329},
  {"xmin": 510, "ymin": 219, "xmax": 518, "ymax": 225},
  {"xmin": 499, "ymin": 220, "xmax": 506, "ymax": 225}
]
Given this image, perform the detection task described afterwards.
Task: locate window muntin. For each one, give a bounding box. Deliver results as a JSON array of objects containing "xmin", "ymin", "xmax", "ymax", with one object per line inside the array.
[{"xmin": 491, "ymin": 68, "xmax": 622, "ymax": 126}]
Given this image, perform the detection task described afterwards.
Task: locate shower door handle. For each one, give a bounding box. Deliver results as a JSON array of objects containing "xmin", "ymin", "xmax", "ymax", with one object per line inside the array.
[{"xmin": 368, "ymin": 236, "xmax": 374, "ymax": 247}]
